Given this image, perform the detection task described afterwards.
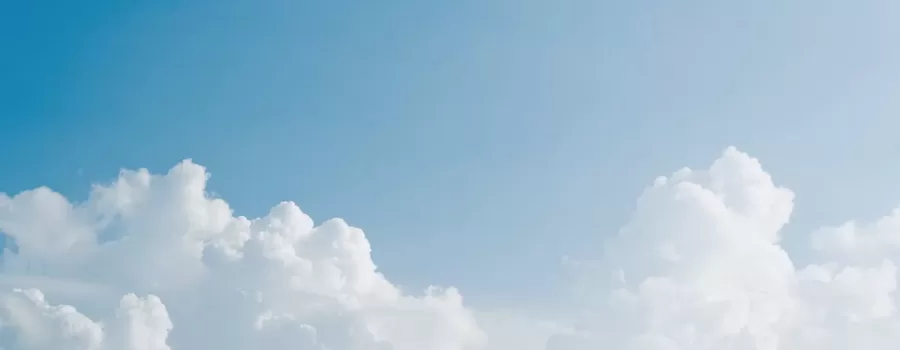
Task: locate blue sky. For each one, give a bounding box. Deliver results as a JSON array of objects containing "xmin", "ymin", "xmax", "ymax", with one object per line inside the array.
[{"xmin": 3, "ymin": 0, "xmax": 900, "ymax": 313}]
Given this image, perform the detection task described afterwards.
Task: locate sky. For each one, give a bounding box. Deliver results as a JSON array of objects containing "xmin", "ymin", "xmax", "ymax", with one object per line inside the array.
[{"xmin": 3, "ymin": 1, "xmax": 900, "ymax": 349}]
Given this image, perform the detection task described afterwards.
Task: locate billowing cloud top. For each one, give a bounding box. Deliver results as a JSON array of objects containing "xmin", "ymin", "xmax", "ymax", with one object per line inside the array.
[
  {"xmin": 2, "ymin": 148, "xmax": 900, "ymax": 350},
  {"xmin": 549, "ymin": 147, "xmax": 900, "ymax": 350},
  {"xmin": 0, "ymin": 161, "xmax": 483, "ymax": 350}
]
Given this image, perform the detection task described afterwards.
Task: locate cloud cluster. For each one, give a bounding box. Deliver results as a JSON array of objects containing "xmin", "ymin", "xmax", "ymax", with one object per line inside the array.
[
  {"xmin": 3, "ymin": 147, "xmax": 900, "ymax": 350},
  {"xmin": 551, "ymin": 147, "xmax": 900, "ymax": 350},
  {"xmin": 0, "ymin": 161, "xmax": 483, "ymax": 350}
]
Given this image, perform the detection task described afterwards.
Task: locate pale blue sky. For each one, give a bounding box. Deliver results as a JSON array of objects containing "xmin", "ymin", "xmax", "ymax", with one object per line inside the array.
[{"xmin": 2, "ymin": 0, "xmax": 900, "ymax": 312}]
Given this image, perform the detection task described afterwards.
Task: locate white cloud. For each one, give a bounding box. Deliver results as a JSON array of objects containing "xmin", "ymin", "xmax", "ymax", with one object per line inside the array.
[
  {"xmin": 4, "ymin": 148, "xmax": 900, "ymax": 349},
  {"xmin": 551, "ymin": 147, "xmax": 900, "ymax": 349},
  {"xmin": 0, "ymin": 160, "xmax": 484, "ymax": 350}
]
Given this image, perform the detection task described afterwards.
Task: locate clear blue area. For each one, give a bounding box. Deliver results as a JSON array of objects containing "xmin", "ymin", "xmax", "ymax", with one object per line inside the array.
[{"xmin": 3, "ymin": 0, "xmax": 900, "ymax": 311}]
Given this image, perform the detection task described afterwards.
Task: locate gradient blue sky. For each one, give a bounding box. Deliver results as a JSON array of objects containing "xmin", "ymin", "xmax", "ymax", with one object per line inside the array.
[{"xmin": 2, "ymin": 0, "xmax": 900, "ymax": 312}]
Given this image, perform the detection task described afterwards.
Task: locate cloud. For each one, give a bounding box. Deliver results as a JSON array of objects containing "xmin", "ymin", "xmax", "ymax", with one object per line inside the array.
[
  {"xmin": 551, "ymin": 147, "xmax": 900, "ymax": 349},
  {"xmin": 0, "ymin": 160, "xmax": 484, "ymax": 350},
  {"xmin": 4, "ymin": 148, "xmax": 900, "ymax": 349}
]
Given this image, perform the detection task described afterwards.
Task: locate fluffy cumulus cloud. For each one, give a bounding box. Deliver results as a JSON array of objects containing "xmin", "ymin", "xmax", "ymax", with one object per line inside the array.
[
  {"xmin": 550, "ymin": 147, "xmax": 900, "ymax": 350},
  {"xmin": 0, "ymin": 161, "xmax": 484, "ymax": 350},
  {"xmin": 4, "ymin": 147, "xmax": 900, "ymax": 350}
]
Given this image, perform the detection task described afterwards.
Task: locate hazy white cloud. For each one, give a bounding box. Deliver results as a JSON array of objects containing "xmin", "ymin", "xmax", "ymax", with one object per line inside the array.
[
  {"xmin": 3, "ymin": 148, "xmax": 900, "ymax": 349},
  {"xmin": 551, "ymin": 147, "xmax": 900, "ymax": 349}
]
